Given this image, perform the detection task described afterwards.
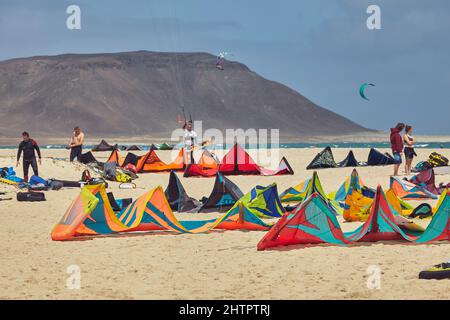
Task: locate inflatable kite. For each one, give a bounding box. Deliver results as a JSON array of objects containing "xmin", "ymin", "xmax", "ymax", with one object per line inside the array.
[{"xmin": 359, "ymin": 83, "xmax": 375, "ymax": 101}]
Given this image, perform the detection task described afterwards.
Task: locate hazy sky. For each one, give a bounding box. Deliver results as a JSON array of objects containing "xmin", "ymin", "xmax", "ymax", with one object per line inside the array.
[{"xmin": 1, "ymin": 0, "xmax": 449, "ymax": 134}]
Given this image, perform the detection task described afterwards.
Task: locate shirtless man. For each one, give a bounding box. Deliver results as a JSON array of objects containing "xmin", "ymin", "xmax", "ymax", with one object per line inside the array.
[{"xmin": 68, "ymin": 126, "xmax": 85, "ymax": 162}]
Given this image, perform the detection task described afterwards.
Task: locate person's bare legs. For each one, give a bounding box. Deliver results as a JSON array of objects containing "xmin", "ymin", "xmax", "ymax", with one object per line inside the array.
[
  {"xmin": 393, "ymin": 163, "xmax": 400, "ymax": 176},
  {"xmin": 405, "ymin": 158, "xmax": 412, "ymax": 175}
]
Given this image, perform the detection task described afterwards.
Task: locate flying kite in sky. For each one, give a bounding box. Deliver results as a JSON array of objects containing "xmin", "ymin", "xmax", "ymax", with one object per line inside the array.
[
  {"xmin": 359, "ymin": 83, "xmax": 375, "ymax": 101},
  {"xmin": 216, "ymin": 52, "xmax": 232, "ymax": 70}
]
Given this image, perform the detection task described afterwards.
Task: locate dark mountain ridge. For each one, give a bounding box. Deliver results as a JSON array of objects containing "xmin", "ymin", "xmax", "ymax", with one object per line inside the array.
[{"xmin": 0, "ymin": 51, "xmax": 371, "ymax": 139}]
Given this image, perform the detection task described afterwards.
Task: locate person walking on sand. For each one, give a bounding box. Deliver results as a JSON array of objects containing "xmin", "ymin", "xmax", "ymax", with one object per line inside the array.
[
  {"xmin": 68, "ymin": 126, "xmax": 85, "ymax": 162},
  {"xmin": 403, "ymin": 125, "xmax": 417, "ymax": 175},
  {"xmin": 16, "ymin": 131, "xmax": 42, "ymax": 182},
  {"xmin": 390, "ymin": 123, "xmax": 405, "ymax": 176}
]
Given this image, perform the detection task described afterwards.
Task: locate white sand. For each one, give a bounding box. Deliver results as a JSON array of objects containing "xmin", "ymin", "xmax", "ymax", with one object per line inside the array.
[{"xmin": 1, "ymin": 147, "xmax": 450, "ymax": 299}]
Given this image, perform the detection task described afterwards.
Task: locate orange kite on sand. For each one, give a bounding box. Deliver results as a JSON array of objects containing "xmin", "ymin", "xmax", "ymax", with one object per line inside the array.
[{"xmin": 51, "ymin": 183, "xmax": 272, "ymax": 241}]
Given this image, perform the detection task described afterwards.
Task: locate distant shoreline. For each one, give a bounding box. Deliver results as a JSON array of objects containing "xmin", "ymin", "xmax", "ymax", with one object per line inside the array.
[
  {"xmin": 2, "ymin": 139, "xmax": 450, "ymax": 150},
  {"xmin": 2, "ymin": 132, "xmax": 450, "ymax": 146}
]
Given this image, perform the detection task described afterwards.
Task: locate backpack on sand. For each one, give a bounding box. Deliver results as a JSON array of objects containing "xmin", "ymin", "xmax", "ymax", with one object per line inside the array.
[{"xmin": 17, "ymin": 191, "xmax": 46, "ymax": 202}]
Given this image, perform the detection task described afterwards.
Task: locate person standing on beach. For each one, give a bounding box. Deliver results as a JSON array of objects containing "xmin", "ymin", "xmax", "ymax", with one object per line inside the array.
[
  {"xmin": 68, "ymin": 126, "xmax": 85, "ymax": 162},
  {"xmin": 16, "ymin": 131, "xmax": 42, "ymax": 182},
  {"xmin": 390, "ymin": 123, "xmax": 405, "ymax": 176},
  {"xmin": 183, "ymin": 121, "xmax": 197, "ymax": 164},
  {"xmin": 403, "ymin": 125, "xmax": 417, "ymax": 175}
]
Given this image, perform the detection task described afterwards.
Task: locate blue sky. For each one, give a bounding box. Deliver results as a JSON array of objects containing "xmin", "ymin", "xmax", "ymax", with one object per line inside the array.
[{"xmin": 1, "ymin": 0, "xmax": 449, "ymax": 134}]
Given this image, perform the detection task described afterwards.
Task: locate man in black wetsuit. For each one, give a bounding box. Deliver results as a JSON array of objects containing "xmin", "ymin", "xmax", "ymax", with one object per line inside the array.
[{"xmin": 16, "ymin": 132, "xmax": 42, "ymax": 182}]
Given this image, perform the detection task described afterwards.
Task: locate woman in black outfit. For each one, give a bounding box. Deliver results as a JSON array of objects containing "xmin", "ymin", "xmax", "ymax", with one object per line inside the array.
[{"xmin": 403, "ymin": 125, "xmax": 417, "ymax": 175}]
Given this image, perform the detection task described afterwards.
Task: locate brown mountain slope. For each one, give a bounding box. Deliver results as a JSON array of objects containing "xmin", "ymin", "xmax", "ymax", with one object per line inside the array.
[{"xmin": 0, "ymin": 51, "xmax": 370, "ymax": 138}]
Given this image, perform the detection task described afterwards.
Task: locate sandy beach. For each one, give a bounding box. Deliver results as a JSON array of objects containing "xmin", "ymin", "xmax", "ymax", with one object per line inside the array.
[{"xmin": 1, "ymin": 147, "xmax": 450, "ymax": 300}]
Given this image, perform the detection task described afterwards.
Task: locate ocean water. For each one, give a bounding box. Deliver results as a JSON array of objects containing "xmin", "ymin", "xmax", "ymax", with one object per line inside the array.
[
  {"xmin": 279, "ymin": 142, "xmax": 445, "ymax": 149},
  {"xmin": 0, "ymin": 142, "xmax": 448, "ymax": 150}
]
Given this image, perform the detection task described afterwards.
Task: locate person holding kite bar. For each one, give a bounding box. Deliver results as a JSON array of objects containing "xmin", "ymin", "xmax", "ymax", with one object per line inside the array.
[{"xmin": 184, "ymin": 121, "xmax": 198, "ymax": 164}]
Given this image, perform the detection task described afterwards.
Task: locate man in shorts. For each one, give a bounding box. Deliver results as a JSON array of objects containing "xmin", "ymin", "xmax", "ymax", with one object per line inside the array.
[
  {"xmin": 390, "ymin": 122, "xmax": 405, "ymax": 176},
  {"xmin": 68, "ymin": 126, "xmax": 85, "ymax": 162}
]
